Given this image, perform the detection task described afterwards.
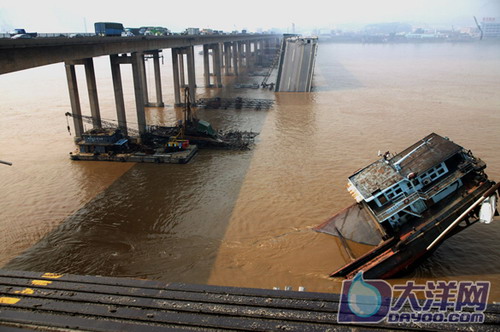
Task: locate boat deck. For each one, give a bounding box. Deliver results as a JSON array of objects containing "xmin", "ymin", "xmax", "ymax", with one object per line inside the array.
[
  {"xmin": 70, "ymin": 145, "xmax": 198, "ymax": 164},
  {"xmin": 0, "ymin": 269, "xmax": 498, "ymax": 331}
]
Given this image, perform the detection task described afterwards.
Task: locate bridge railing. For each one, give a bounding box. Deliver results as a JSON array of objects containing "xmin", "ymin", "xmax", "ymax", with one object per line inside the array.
[{"xmin": 0, "ymin": 33, "xmax": 96, "ymax": 39}]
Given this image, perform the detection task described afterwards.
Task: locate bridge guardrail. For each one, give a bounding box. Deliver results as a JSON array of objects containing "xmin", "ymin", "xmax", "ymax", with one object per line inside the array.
[{"xmin": 0, "ymin": 33, "xmax": 96, "ymax": 39}]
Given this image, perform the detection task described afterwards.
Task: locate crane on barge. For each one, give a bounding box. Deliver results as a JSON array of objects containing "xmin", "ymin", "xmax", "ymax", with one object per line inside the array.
[{"xmin": 65, "ymin": 88, "xmax": 258, "ymax": 150}]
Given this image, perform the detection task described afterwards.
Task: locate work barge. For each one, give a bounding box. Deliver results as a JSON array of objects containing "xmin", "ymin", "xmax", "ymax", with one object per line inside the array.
[
  {"xmin": 69, "ymin": 127, "xmax": 197, "ymax": 164},
  {"xmin": 315, "ymin": 133, "xmax": 499, "ymax": 279},
  {"xmin": 66, "ymin": 91, "xmax": 260, "ymax": 164}
]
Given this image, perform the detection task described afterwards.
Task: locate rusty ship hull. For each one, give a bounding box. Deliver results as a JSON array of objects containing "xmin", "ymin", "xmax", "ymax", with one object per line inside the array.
[
  {"xmin": 328, "ymin": 180, "xmax": 498, "ymax": 279},
  {"xmin": 315, "ymin": 133, "xmax": 499, "ymax": 280}
]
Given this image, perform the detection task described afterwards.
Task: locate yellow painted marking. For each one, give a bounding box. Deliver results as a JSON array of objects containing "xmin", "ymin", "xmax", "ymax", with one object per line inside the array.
[
  {"xmin": 14, "ymin": 288, "xmax": 35, "ymax": 295},
  {"xmin": 31, "ymin": 280, "xmax": 52, "ymax": 286},
  {"xmin": 0, "ymin": 297, "xmax": 20, "ymax": 304},
  {"xmin": 42, "ymin": 273, "xmax": 63, "ymax": 279}
]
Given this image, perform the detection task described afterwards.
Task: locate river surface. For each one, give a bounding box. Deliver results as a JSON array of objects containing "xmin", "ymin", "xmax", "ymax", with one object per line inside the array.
[{"xmin": 1, "ymin": 42, "xmax": 499, "ymax": 301}]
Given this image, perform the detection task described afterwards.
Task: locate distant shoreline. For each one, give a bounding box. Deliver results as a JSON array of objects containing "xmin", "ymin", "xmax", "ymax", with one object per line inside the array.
[{"xmin": 317, "ymin": 38, "xmax": 500, "ymax": 44}]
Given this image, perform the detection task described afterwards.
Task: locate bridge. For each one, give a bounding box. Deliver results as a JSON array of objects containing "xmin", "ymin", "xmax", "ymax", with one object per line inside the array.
[
  {"xmin": 1, "ymin": 269, "xmax": 498, "ymax": 331},
  {"xmin": 0, "ymin": 34, "xmax": 281, "ymax": 138}
]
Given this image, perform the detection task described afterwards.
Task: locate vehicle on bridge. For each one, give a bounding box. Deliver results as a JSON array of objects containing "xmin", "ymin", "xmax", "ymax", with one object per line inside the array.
[
  {"xmin": 138, "ymin": 26, "xmax": 171, "ymax": 36},
  {"xmin": 123, "ymin": 27, "xmax": 141, "ymax": 36},
  {"xmin": 185, "ymin": 27, "xmax": 200, "ymax": 35},
  {"xmin": 9, "ymin": 28, "xmax": 37, "ymax": 38},
  {"xmin": 11, "ymin": 34, "xmax": 33, "ymax": 39},
  {"xmin": 94, "ymin": 22, "xmax": 124, "ymax": 36}
]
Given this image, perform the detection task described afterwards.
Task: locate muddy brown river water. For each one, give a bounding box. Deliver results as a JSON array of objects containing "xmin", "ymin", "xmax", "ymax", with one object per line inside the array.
[{"xmin": 1, "ymin": 42, "xmax": 499, "ymax": 301}]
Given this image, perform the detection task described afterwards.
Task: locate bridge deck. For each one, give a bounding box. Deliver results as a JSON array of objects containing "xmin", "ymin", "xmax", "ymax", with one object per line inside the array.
[
  {"xmin": 0, "ymin": 269, "xmax": 498, "ymax": 331},
  {"xmin": 0, "ymin": 34, "xmax": 280, "ymax": 74}
]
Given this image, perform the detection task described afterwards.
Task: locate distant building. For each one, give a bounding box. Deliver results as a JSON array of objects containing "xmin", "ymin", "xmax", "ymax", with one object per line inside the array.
[{"xmin": 481, "ymin": 17, "xmax": 500, "ymax": 38}]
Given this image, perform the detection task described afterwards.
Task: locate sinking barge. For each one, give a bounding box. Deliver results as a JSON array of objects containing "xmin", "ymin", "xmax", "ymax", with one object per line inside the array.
[{"xmin": 315, "ymin": 133, "xmax": 499, "ymax": 279}]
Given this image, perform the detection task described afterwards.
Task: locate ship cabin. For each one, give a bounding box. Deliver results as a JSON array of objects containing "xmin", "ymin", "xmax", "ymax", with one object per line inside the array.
[
  {"xmin": 346, "ymin": 133, "xmax": 484, "ymax": 234},
  {"xmin": 77, "ymin": 128, "xmax": 129, "ymax": 154}
]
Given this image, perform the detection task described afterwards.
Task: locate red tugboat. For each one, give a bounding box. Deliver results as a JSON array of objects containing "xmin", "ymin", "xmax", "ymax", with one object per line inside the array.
[{"xmin": 315, "ymin": 133, "xmax": 499, "ymax": 279}]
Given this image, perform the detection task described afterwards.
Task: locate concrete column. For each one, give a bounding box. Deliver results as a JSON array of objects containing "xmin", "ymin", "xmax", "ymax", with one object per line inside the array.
[
  {"xmin": 171, "ymin": 48, "xmax": 181, "ymax": 106},
  {"xmin": 213, "ymin": 43, "xmax": 223, "ymax": 87},
  {"xmin": 83, "ymin": 58, "xmax": 102, "ymax": 128},
  {"xmin": 64, "ymin": 63, "xmax": 84, "ymax": 140},
  {"xmin": 246, "ymin": 40, "xmax": 251, "ymax": 66},
  {"xmin": 179, "ymin": 52, "xmax": 186, "ymax": 87},
  {"xmin": 109, "ymin": 55, "xmax": 128, "ymax": 136},
  {"xmin": 131, "ymin": 52, "xmax": 147, "ymax": 136},
  {"xmin": 237, "ymin": 42, "xmax": 243, "ymax": 69},
  {"xmin": 254, "ymin": 41, "xmax": 259, "ymax": 64},
  {"xmin": 232, "ymin": 42, "xmax": 239, "ymax": 76},
  {"xmin": 257, "ymin": 40, "xmax": 263, "ymax": 65},
  {"xmin": 224, "ymin": 42, "xmax": 232, "ymax": 75},
  {"xmin": 211, "ymin": 45, "xmax": 217, "ymax": 80},
  {"xmin": 186, "ymin": 46, "xmax": 196, "ymax": 104},
  {"xmin": 139, "ymin": 53, "xmax": 149, "ymax": 106},
  {"xmin": 222, "ymin": 43, "xmax": 226, "ymax": 69},
  {"xmin": 151, "ymin": 51, "xmax": 164, "ymax": 107},
  {"xmin": 203, "ymin": 44, "xmax": 211, "ymax": 87}
]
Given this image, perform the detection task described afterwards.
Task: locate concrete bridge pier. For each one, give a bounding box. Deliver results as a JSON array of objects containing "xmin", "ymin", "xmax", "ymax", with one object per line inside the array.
[
  {"xmin": 186, "ymin": 46, "xmax": 196, "ymax": 104},
  {"xmin": 232, "ymin": 42, "xmax": 239, "ymax": 76},
  {"xmin": 144, "ymin": 50, "xmax": 165, "ymax": 107},
  {"xmin": 178, "ymin": 51, "xmax": 186, "ymax": 88},
  {"xmin": 108, "ymin": 53, "xmax": 148, "ymax": 137},
  {"xmin": 171, "ymin": 47, "xmax": 196, "ymax": 105},
  {"xmin": 64, "ymin": 58, "xmax": 103, "ymax": 140},
  {"xmin": 83, "ymin": 58, "xmax": 102, "ymax": 129},
  {"xmin": 251, "ymin": 41, "xmax": 257, "ymax": 63},
  {"xmin": 223, "ymin": 42, "xmax": 233, "ymax": 75},
  {"xmin": 203, "ymin": 44, "xmax": 210, "ymax": 87},
  {"xmin": 203, "ymin": 44, "xmax": 223, "ymax": 88},
  {"xmin": 237, "ymin": 42, "xmax": 243, "ymax": 70},
  {"xmin": 255, "ymin": 40, "xmax": 263, "ymax": 65},
  {"xmin": 275, "ymin": 38, "xmax": 281, "ymax": 49},
  {"xmin": 109, "ymin": 54, "xmax": 128, "ymax": 136},
  {"xmin": 131, "ymin": 52, "xmax": 147, "ymax": 136},
  {"xmin": 213, "ymin": 43, "xmax": 223, "ymax": 87},
  {"xmin": 245, "ymin": 41, "xmax": 252, "ymax": 66},
  {"xmin": 64, "ymin": 63, "xmax": 84, "ymax": 140},
  {"xmin": 171, "ymin": 48, "xmax": 182, "ymax": 105},
  {"xmin": 136, "ymin": 54, "xmax": 150, "ymax": 108},
  {"xmin": 65, "ymin": 54, "xmax": 149, "ymax": 139}
]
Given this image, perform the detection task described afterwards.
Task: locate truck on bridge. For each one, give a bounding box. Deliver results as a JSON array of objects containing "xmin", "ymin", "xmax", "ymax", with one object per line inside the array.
[{"xmin": 94, "ymin": 22, "xmax": 124, "ymax": 36}]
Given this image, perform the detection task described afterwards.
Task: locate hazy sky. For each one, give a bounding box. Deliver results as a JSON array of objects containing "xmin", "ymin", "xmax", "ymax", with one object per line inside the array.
[{"xmin": 1, "ymin": 0, "xmax": 499, "ymax": 33}]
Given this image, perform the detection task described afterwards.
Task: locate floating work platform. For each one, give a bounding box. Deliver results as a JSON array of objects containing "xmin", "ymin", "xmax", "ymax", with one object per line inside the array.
[
  {"xmin": 70, "ymin": 145, "xmax": 198, "ymax": 164},
  {"xmin": 0, "ymin": 269, "xmax": 499, "ymax": 331}
]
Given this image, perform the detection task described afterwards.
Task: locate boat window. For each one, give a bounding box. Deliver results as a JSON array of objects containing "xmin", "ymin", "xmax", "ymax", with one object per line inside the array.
[
  {"xmin": 419, "ymin": 162, "xmax": 447, "ymax": 185},
  {"xmin": 378, "ymin": 194, "xmax": 388, "ymax": 205},
  {"xmin": 382, "ymin": 183, "xmax": 405, "ymax": 202}
]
